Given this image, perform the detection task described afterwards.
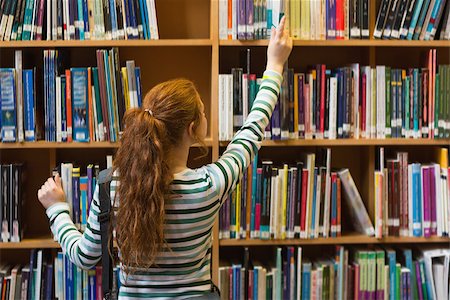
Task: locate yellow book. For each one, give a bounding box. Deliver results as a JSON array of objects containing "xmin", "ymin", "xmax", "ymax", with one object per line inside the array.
[
  {"xmin": 305, "ymin": 154, "xmax": 315, "ymax": 238},
  {"xmin": 121, "ymin": 67, "xmax": 130, "ymax": 110},
  {"xmin": 300, "ymin": 0, "xmax": 310, "ymax": 39}
]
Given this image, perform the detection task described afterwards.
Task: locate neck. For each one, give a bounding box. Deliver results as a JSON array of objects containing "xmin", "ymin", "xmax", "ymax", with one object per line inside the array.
[{"xmin": 167, "ymin": 138, "xmax": 192, "ymax": 174}]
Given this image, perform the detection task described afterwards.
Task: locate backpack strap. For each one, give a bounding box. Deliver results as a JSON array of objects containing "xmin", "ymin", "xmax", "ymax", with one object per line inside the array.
[{"xmin": 98, "ymin": 168, "xmax": 114, "ymax": 300}]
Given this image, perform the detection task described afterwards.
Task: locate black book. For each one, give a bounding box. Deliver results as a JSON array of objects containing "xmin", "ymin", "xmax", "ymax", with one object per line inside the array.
[
  {"xmin": 315, "ymin": 65, "xmax": 321, "ymax": 138},
  {"xmin": 27, "ymin": 250, "xmax": 37, "ymax": 300},
  {"xmin": 337, "ymin": 69, "xmax": 345, "ymax": 138},
  {"xmin": 57, "ymin": 0, "xmax": 63, "ymax": 39},
  {"xmin": 344, "ymin": 68, "xmax": 351, "ymax": 138},
  {"xmin": 20, "ymin": 266, "xmax": 30, "ymax": 300},
  {"xmin": 243, "ymin": 247, "xmax": 251, "ymax": 300},
  {"xmin": 350, "ymin": 0, "xmax": 360, "ymax": 38},
  {"xmin": 102, "ymin": 0, "xmax": 112, "ymax": 39},
  {"xmin": 280, "ymin": 67, "xmax": 290, "ymax": 139},
  {"xmin": 361, "ymin": 0, "xmax": 370, "ymax": 38},
  {"xmin": 418, "ymin": 70, "xmax": 423, "ymax": 134},
  {"xmin": 391, "ymin": 0, "xmax": 410, "ymax": 38},
  {"xmin": 397, "ymin": 69, "xmax": 403, "ymax": 137},
  {"xmin": 232, "ymin": 68, "xmax": 243, "ymax": 132},
  {"xmin": 383, "ymin": 0, "xmax": 401, "ymax": 39},
  {"xmin": 400, "ymin": 0, "xmax": 418, "ymax": 38},
  {"xmin": 391, "ymin": 69, "xmax": 397, "ymax": 137},
  {"xmin": 0, "ymin": 0, "xmax": 12, "ymax": 39},
  {"xmin": 44, "ymin": 263, "xmax": 53, "ymax": 300},
  {"xmin": 134, "ymin": 0, "xmax": 143, "ymax": 39},
  {"xmin": 11, "ymin": 0, "xmax": 25, "ymax": 40},
  {"xmin": 318, "ymin": 166, "xmax": 326, "ymax": 235},
  {"xmin": 5, "ymin": 0, "xmax": 18, "ymax": 40},
  {"xmin": 115, "ymin": 0, "xmax": 124, "ymax": 39},
  {"xmin": 374, "ymin": 0, "xmax": 393, "ymax": 38},
  {"xmin": 294, "ymin": 162, "xmax": 303, "ymax": 238},
  {"xmin": 288, "ymin": 68, "xmax": 295, "ymax": 137},
  {"xmin": 439, "ymin": 0, "xmax": 450, "ymax": 39},
  {"xmin": 1, "ymin": 165, "xmax": 10, "ymax": 242},
  {"xmin": 10, "ymin": 164, "xmax": 22, "ymax": 242}
]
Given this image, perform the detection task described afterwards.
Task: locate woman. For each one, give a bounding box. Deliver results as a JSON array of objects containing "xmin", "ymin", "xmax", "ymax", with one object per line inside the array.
[{"xmin": 38, "ymin": 17, "xmax": 292, "ymax": 299}]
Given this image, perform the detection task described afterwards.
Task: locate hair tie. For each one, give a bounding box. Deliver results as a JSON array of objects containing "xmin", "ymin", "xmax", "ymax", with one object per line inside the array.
[{"xmin": 144, "ymin": 108, "xmax": 154, "ymax": 117}]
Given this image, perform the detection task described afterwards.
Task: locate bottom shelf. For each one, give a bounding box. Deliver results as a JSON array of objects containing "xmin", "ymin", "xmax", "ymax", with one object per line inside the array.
[{"xmin": 219, "ymin": 234, "xmax": 450, "ymax": 246}]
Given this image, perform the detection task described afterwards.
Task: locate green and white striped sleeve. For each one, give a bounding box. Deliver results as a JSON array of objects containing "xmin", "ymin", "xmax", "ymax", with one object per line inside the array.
[
  {"xmin": 46, "ymin": 184, "xmax": 102, "ymax": 269},
  {"xmin": 206, "ymin": 69, "xmax": 283, "ymax": 202}
]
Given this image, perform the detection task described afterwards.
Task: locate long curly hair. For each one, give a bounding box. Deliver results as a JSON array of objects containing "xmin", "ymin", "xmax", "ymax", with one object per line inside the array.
[{"xmin": 113, "ymin": 79, "xmax": 204, "ymax": 272}]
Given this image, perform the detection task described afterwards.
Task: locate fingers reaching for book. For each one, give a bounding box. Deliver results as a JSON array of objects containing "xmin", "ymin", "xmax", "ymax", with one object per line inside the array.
[{"xmin": 37, "ymin": 177, "xmax": 66, "ymax": 210}]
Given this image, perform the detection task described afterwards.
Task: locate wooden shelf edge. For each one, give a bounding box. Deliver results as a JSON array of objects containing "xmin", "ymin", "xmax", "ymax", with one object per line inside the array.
[
  {"xmin": 0, "ymin": 238, "xmax": 60, "ymax": 249},
  {"xmin": 219, "ymin": 236, "xmax": 450, "ymax": 246},
  {"xmin": 219, "ymin": 39, "xmax": 450, "ymax": 47},
  {"xmin": 0, "ymin": 39, "xmax": 213, "ymax": 48},
  {"xmin": 219, "ymin": 139, "xmax": 450, "ymax": 147},
  {"xmin": 0, "ymin": 139, "xmax": 213, "ymax": 149}
]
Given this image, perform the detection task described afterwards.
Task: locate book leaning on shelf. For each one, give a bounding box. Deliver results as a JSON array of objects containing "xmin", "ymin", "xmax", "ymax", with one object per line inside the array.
[
  {"xmin": 374, "ymin": 147, "xmax": 450, "ymax": 238},
  {"xmin": 0, "ymin": 164, "xmax": 24, "ymax": 243},
  {"xmin": 218, "ymin": 246, "xmax": 450, "ymax": 300},
  {"xmin": 219, "ymin": 49, "xmax": 450, "ymax": 141},
  {"xmin": 373, "ymin": 0, "xmax": 450, "ymax": 40},
  {"xmin": 0, "ymin": 49, "xmax": 143, "ymax": 143},
  {"xmin": 0, "ymin": 0, "xmax": 159, "ymax": 41},
  {"xmin": 219, "ymin": 0, "xmax": 370, "ymax": 40},
  {"xmin": 219, "ymin": 148, "xmax": 375, "ymax": 240},
  {"xmin": 0, "ymin": 249, "xmax": 121, "ymax": 299}
]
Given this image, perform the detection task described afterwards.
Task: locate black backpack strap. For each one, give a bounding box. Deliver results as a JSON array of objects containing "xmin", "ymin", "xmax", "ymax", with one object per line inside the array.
[{"xmin": 98, "ymin": 168, "xmax": 114, "ymax": 300}]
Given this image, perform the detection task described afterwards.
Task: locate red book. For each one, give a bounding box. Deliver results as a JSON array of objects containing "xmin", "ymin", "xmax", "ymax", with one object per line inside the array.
[
  {"xmin": 65, "ymin": 69, "xmax": 73, "ymax": 142},
  {"xmin": 401, "ymin": 153, "xmax": 409, "ymax": 236},
  {"xmin": 96, "ymin": 50, "xmax": 111, "ymax": 141},
  {"xmin": 337, "ymin": 177, "xmax": 342, "ymax": 236},
  {"xmin": 35, "ymin": 0, "xmax": 45, "ymax": 40},
  {"xmin": 320, "ymin": 64, "xmax": 326, "ymax": 136},
  {"xmin": 227, "ymin": 0, "xmax": 232, "ymax": 39},
  {"xmin": 335, "ymin": 0, "xmax": 344, "ymax": 39},
  {"xmin": 96, "ymin": 266, "xmax": 103, "ymax": 300},
  {"xmin": 300, "ymin": 169, "xmax": 309, "ymax": 238}
]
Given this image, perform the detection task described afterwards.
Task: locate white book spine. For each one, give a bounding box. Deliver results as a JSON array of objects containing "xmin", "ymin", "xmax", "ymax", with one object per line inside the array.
[
  {"xmin": 242, "ymin": 75, "xmax": 248, "ymax": 120},
  {"xmin": 63, "ymin": 0, "xmax": 68, "ymax": 39},
  {"xmin": 5, "ymin": 14, "xmax": 14, "ymax": 41},
  {"xmin": 149, "ymin": 0, "xmax": 158, "ymax": 39},
  {"xmin": 219, "ymin": 0, "xmax": 228, "ymax": 39},
  {"xmin": 314, "ymin": 173, "xmax": 321, "ymax": 238},
  {"xmin": 15, "ymin": 51, "xmax": 24, "ymax": 142},
  {"xmin": 442, "ymin": 166, "xmax": 449, "ymax": 235},
  {"xmin": 47, "ymin": 0, "xmax": 52, "ymax": 39},
  {"xmin": 329, "ymin": 77, "xmax": 337, "ymax": 139},
  {"xmin": 408, "ymin": 165, "xmax": 413, "ymax": 236},
  {"xmin": 232, "ymin": 0, "xmax": 237, "ymax": 39},
  {"xmin": 56, "ymin": 76, "xmax": 62, "ymax": 142},
  {"xmin": 365, "ymin": 67, "xmax": 371, "ymax": 138},
  {"xmin": 219, "ymin": 75, "xmax": 225, "ymax": 141},
  {"xmin": 435, "ymin": 164, "xmax": 442, "ymax": 236},
  {"xmin": 91, "ymin": 86, "xmax": 98, "ymax": 142}
]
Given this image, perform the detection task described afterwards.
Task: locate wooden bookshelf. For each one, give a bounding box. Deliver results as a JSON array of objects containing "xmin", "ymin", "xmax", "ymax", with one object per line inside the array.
[
  {"xmin": 219, "ymin": 235, "xmax": 450, "ymax": 246},
  {"xmin": 220, "ymin": 139, "xmax": 450, "ymax": 147},
  {"xmin": 1, "ymin": 0, "xmax": 449, "ymax": 290},
  {"xmin": 219, "ymin": 39, "xmax": 450, "ymax": 47}
]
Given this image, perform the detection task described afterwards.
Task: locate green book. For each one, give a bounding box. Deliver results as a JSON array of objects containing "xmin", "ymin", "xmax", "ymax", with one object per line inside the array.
[
  {"xmin": 368, "ymin": 251, "xmax": 376, "ymax": 298},
  {"xmin": 404, "ymin": 75, "xmax": 410, "ymax": 137},
  {"xmin": 446, "ymin": 66, "xmax": 450, "ymax": 138},
  {"xmin": 359, "ymin": 251, "xmax": 368, "ymax": 297},
  {"xmin": 396, "ymin": 263, "xmax": 401, "ymax": 300},
  {"xmin": 419, "ymin": 259, "xmax": 428, "ymax": 300},
  {"xmin": 376, "ymin": 249, "xmax": 385, "ymax": 298},
  {"xmin": 435, "ymin": 72, "xmax": 440, "ymax": 138},
  {"xmin": 385, "ymin": 67, "xmax": 391, "ymax": 138}
]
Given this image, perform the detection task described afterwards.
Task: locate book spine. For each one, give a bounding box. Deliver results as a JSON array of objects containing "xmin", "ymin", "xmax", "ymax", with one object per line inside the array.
[{"xmin": 1, "ymin": 69, "xmax": 17, "ymax": 142}]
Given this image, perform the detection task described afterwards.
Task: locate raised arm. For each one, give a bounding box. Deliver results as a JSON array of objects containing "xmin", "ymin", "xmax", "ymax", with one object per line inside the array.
[
  {"xmin": 38, "ymin": 175, "xmax": 102, "ymax": 269},
  {"xmin": 206, "ymin": 17, "xmax": 292, "ymax": 203}
]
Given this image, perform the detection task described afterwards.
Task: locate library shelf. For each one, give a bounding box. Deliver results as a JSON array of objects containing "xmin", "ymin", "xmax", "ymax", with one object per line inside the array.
[
  {"xmin": 0, "ymin": 236, "xmax": 60, "ymax": 249},
  {"xmin": 219, "ymin": 139, "xmax": 450, "ymax": 147},
  {"xmin": 219, "ymin": 39, "xmax": 450, "ymax": 47}
]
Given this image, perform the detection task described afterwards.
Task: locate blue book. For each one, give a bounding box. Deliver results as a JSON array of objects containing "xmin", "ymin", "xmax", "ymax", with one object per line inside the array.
[
  {"xmin": 27, "ymin": 249, "xmax": 36, "ymax": 300},
  {"xmin": 43, "ymin": 52, "xmax": 48, "ymax": 140},
  {"xmin": 57, "ymin": 253, "xmax": 64, "ymax": 297},
  {"xmin": 82, "ymin": 0, "xmax": 90, "ymax": 39},
  {"xmin": 50, "ymin": 51, "xmax": 57, "ymax": 142},
  {"xmin": 138, "ymin": 0, "xmax": 149, "ymax": 39},
  {"xmin": 387, "ymin": 248, "xmax": 397, "ymax": 300},
  {"xmin": 23, "ymin": 69, "xmax": 35, "ymax": 141},
  {"xmin": 80, "ymin": 176, "xmax": 88, "ymax": 230},
  {"xmin": 128, "ymin": 0, "xmax": 138, "ymax": 38},
  {"xmin": 135, "ymin": 67, "xmax": 142, "ymax": 107},
  {"xmin": 413, "ymin": 69, "xmax": 419, "ymax": 134},
  {"xmin": 271, "ymin": 101, "xmax": 281, "ymax": 139},
  {"xmin": 402, "ymin": 249, "xmax": 414, "ymax": 299},
  {"xmin": 61, "ymin": 75, "xmax": 67, "ymax": 142},
  {"xmin": 88, "ymin": 270, "xmax": 96, "ymax": 300},
  {"xmin": 65, "ymin": 256, "xmax": 73, "ymax": 300},
  {"xmin": 412, "ymin": 0, "xmax": 431, "ymax": 39},
  {"xmin": 72, "ymin": 167, "xmax": 81, "ymax": 227},
  {"xmin": 77, "ymin": 0, "xmax": 85, "ymax": 40},
  {"xmin": 424, "ymin": 0, "xmax": 442, "ymax": 39},
  {"xmin": 71, "ymin": 68, "xmax": 89, "ymax": 142},
  {"xmin": 103, "ymin": 53, "xmax": 116, "ymax": 141},
  {"xmin": 109, "ymin": 0, "xmax": 118, "ymax": 38},
  {"xmin": 45, "ymin": 264, "xmax": 53, "ymax": 300},
  {"xmin": 87, "ymin": 165, "xmax": 93, "ymax": 211},
  {"xmin": 253, "ymin": 268, "xmax": 258, "ymax": 299},
  {"xmin": 115, "ymin": 267, "xmax": 121, "ymax": 289},
  {"xmin": 301, "ymin": 262, "xmax": 312, "ymax": 300},
  {"xmin": 0, "ymin": 69, "xmax": 17, "ymax": 142},
  {"xmin": 123, "ymin": 0, "xmax": 132, "ymax": 39},
  {"xmin": 412, "ymin": 163, "xmax": 422, "ymax": 236}
]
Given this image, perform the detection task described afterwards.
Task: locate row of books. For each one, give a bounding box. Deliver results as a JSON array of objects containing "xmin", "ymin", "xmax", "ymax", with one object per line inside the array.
[
  {"xmin": 0, "ymin": 164, "xmax": 23, "ymax": 243},
  {"xmin": 374, "ymin": 147, "xmax": 450, "ymax": 238},
  {"xmin": 218, "ymin": 0, "xmax": 370, "ymax": 40},
  {"xmin": 219, "ymin": 246, "xmax": 450, "ymax": 300},
  {"xmin": 219, "ymin": 49, "xmax": 449, "ymax": 141},
  {"xmin": 0, "ymin": 249, "xmax": 120, "ymax": 300},
  {"xmin": 1, "ymin": 49, "xmax": 142, "ymax": 143},
  {"xmin": 0, "ymin": 0, "xmax": 158, "ymax": 41},
  {"xmin": 219, "ymin": 149, "xmax": 375, "ymax": 240},
  {"xmin": 374, "ymin": 0, "xmax": 450, "ymax": 40}
]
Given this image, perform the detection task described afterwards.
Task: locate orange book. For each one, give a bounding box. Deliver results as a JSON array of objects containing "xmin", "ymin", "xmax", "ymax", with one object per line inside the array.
[
  {"xmin": 227, "ymin": 0, "xmax": 232, "ymax": 39},
  {"xmin": 87, "ymin": 68, "xmax": 94, "ymax": 142},
  {"xmin": 65, "ymin": 69, "xmax": 72, "ymax": 142}
]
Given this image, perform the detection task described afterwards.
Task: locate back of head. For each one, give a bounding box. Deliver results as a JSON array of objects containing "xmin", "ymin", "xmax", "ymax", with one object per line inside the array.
[{"xmin": 113, "ymin": 79, "xmax": 203, "ymax": 272}]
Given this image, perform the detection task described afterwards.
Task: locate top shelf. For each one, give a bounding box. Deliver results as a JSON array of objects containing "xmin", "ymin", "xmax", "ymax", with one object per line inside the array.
[
  {"xmin": 0, "ymin": 39, "xmax": 214, "ymax": 48},
  {"xmin": 219, "ymin": 39, "xmax": 450, "ymax": 47}
]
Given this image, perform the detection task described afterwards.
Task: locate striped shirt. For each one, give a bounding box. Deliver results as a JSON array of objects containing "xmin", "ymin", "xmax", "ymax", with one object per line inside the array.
[{"xmin": 46, "ymin": 69, "xmax": 283, "ymax": 299}]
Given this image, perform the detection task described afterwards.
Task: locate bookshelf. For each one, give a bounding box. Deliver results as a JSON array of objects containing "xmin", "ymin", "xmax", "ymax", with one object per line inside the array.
[{"xmin": 0, "ymin": 0, "xmax": 449, "ymax": 292}]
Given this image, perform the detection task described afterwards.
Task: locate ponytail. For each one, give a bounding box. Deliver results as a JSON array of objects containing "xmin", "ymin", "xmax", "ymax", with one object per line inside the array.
[{"xmin": 113, "ymin": 79, "xmax": 203, "ymax": 272}]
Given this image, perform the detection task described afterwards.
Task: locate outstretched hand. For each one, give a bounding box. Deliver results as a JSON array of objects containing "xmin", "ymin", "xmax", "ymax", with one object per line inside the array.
[
  {"xmin": 37, "ymin": 174, "xmax": 66, "ymax": 209},
  {"xmin": 267, "ymin": 16, "xmax": 293, "ymax": 74}
]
